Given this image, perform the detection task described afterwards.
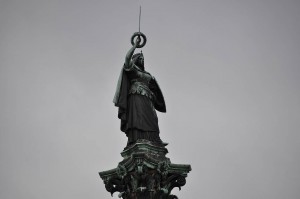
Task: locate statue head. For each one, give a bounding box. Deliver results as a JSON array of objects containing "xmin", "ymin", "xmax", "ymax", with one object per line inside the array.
[{"xmin": 132, "ymin": 53, "xmax": 144, "ymax": 70}]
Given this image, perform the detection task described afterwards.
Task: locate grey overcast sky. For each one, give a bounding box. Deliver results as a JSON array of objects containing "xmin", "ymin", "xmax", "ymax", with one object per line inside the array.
[{"xmin": 1, "ymin": 0, "xmax": 300, "ymax": 198}]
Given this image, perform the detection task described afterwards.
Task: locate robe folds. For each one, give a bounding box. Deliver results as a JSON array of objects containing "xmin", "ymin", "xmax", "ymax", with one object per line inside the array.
[{"xmin": 113, "ymin": 65, "xmax": 166, "ymax": 136}]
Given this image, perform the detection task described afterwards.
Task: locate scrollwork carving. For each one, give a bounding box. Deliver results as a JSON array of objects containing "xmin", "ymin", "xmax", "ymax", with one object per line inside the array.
[
  {"xmin": 117, "ymin": 164, "xmax": 127, "ymax": 179},
  {"xmin": 157, "ymin": 160, "xmax": 170, "ymax": 179},
  {"xmin": 99, "ymin": 141, "xmax": 190, "ymax": 198},
  {"xmin": 105, "ymin": 177, "xmax": 125, "ymax": 196}
]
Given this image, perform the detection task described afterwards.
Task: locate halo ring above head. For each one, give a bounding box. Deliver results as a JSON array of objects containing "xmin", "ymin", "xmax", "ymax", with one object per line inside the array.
[{"xmin": 131, "ymin": 32, "xmax": 147, "ymax": 48}]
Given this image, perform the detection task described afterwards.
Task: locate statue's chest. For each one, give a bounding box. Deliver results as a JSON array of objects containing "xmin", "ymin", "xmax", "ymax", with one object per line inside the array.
[
  {"xmin": 135, "ymin": 70, "xmax": 152, "ymax": 83},
  {"xmin": 128, "ymin": 68, "xmax": 152, "ymax": 85}
]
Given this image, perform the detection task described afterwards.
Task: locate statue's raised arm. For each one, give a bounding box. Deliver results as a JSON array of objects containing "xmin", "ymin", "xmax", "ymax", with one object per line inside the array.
[{"xmin": 124, "ymin": 36, "xmax": 140, "ymax": 70}]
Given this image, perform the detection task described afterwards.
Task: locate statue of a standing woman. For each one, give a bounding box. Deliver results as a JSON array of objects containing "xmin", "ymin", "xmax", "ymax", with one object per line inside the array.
[{"xmin": 113, "ymin": 35, "xmax": 166, "ymax": 147}]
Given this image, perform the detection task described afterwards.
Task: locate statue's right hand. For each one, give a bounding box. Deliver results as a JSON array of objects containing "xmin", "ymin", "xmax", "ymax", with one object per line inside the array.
[{"xmin": 135, "ymin": 36, "xmax": 141, "ymax": 45}]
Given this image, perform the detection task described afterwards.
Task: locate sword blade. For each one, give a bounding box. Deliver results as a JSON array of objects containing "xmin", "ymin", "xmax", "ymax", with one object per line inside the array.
[{"xmin": 139, "ymin": 6, "xmax": 141, "ymax": 34}]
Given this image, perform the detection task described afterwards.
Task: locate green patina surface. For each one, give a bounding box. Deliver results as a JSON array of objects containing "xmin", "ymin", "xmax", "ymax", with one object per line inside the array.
[{"xmin": 99, "ymin": 140, "xmax": 191, "ymax": 199}]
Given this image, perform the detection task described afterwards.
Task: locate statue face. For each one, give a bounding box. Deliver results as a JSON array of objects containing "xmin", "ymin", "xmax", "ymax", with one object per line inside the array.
[{"xmin": 136, "ymin": 55, "xmax": 144, "ymax": 69}]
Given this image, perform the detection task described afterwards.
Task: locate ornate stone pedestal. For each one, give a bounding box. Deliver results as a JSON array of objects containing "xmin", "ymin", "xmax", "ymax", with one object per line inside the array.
[{"xmin": 99, "ymin": 140, "xmax": 191, "ymax": 199}]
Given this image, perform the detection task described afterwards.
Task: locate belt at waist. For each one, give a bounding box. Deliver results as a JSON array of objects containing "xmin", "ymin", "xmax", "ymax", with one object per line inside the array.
[{"xmin": 131, "ymin": 78, "xmax": 149, "ymax": 84}]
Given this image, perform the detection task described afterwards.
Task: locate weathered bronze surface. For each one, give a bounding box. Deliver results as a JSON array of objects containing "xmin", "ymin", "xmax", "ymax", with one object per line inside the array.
[
  {"xmin": 100, "ymin": 140, "xmax": 191, "ymax": 199},
  {"xmin": 99, "ymin": 32, "xmax": 191, "ymax": 199},
  {"xmin": 113, "ymin": 34, "xmax": 166, "ymax": 147}
]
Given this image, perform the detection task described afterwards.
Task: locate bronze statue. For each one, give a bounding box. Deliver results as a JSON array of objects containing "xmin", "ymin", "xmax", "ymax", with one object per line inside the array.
[{"xmin": 113, "ymin": 33, "xmax": 166, "ymax": 147}]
